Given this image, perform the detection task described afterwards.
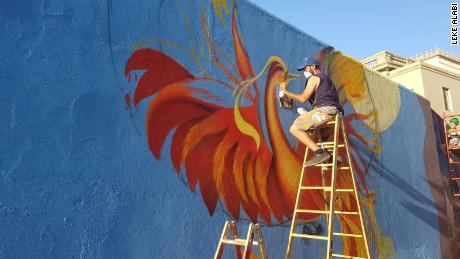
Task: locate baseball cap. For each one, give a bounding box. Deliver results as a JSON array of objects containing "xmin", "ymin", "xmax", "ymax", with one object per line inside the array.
[{"xmin": 296, "ymin": 57, "xmax": 320, "ymax": 71}]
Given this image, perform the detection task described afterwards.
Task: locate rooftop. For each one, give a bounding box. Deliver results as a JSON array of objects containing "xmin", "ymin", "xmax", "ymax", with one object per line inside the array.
[{"xmin": 362, "ymin": 48, "xmax": 460, "ymax": 76}]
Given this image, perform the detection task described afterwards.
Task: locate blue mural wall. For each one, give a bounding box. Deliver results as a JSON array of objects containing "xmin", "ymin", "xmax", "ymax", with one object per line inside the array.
[{"xmin": 0, "ymin": 0, "xmax": 456, "ymax": 258}]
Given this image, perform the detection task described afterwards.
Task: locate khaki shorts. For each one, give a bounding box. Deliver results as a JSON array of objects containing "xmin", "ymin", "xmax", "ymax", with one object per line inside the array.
[{"xmin": 292, "ymin": 106, "xmax": 338, "ymax": 131}]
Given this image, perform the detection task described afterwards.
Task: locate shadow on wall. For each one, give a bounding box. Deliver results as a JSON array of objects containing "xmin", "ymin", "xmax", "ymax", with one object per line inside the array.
[{"xmin": 366, "ymin": 153, "xmax": 449, "ymax": 237}]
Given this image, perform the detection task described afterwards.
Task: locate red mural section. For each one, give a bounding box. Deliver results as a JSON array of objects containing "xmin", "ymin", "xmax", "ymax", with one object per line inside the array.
[{"xmin": 124, "ymin": 5, "xmax": 283, "ymax": 224}]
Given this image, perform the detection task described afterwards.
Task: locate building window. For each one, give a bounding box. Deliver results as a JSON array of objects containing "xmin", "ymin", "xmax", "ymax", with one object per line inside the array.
[{"xmin": 443, "ymin": 87, "xmax": 452, "ymax": 111}]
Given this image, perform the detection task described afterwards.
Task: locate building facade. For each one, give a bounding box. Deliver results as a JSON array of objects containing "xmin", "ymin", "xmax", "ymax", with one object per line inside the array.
[{"xmin": 362, "ymin": 49, "xmax": 460, "ymax": 116}]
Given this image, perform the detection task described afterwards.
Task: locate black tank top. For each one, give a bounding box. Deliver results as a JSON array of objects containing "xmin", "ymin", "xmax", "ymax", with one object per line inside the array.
[{"xmin": 307, "ymin": 73, "xmax": 342, "ymax": 112}]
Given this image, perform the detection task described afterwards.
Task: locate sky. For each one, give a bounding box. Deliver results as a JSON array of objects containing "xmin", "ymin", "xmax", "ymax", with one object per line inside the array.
[{"xmin": 248, "ymin": 0, "xmax": 459, "ymax": 60}]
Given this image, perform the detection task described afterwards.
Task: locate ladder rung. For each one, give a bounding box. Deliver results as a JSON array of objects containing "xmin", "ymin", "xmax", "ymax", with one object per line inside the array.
[
  {"xmin": 451, "ymin": 177, "xmax": 460, "ymax": 180},
  {"xmin": 334, "ymin": 211, "xmax": 359, "ymax": 215},
  {"xmin": 333, "ymin": 232, "xmax": 363, "ymax": 238},
  {"xmin": 332, "ymin": 253, "xmax": 367, "ymax": 259},
  {"xmin": 221, "ymin": 239, "xmax": 258, "ymax": 246},
  {"xmin": 316, "ymin": 141, "xmax": 335, "ymax": 145},
  {"xmin": 312, "ymin": 164, "xmax": 350, "ymax": 170},
  {"xmin": 291, "ymin": 233, "xmax": 328, "ymax": 240},
  {"xmin": 295, "ymin": 209, "xmax": 330, "ymax": 214},
  {"xmin": 322, "ymin": 143, "xmax": 345, "ymax": 147},
  {"xmin": 313, "ymin": 163, "xmax": 334, "ymax": 167},
  {"xmin": 299, "ymin": 187, "xmax": 354, "ymax": 192},
  {"xmin": 300, "ymin": 186, "xmax": 332, "ymax": 191},
  {"xmin": 336, "ymin": 189, "xmax": 354, "ymax": 192},
  {"xmin": 324, "ymin": 145, "xmax": 345, "ymax": 149},
  {"xmin": 454, "ymin": 193, "xmax": 460, "ymax": 197}
]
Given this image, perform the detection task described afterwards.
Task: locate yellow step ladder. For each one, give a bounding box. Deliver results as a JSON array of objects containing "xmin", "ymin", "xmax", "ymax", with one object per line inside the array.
[
  {"xmin": 214, "ymin": 221, "xmax": 268, "ymax": 259},
  {"xmin": 285, "ymin": 113, "xmax": 371, "ymax": 259}
]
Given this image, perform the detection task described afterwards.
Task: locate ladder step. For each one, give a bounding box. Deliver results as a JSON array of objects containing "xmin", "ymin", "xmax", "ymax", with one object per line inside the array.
[
  {"xmin": 300, "ymin": 186, "xmax": 332, "ymax": 190},
  {"xmin": 291, "ymin": 233, "xmax": 328, "ymax": 240},
  {"xmin": 315, "ymin": 141, "xmax": 335, "ymax": 145},
  {"xmin": 295, "ymin": 209, "xmax": 330, "ymax": 214},
  {"xmin": 313, "ymin": 163, "xmax": 333, "ymax": 167},
  {"xmin": 323, "ymin": 144, "xmax": 345, "ymax": 148},
  {"xmin": 221, "ymin": 238, "xmax": 258, "ymax": 246},
  {"xmin": 451, "ymin": 177, "xmax": 460, "ymax": 180},
  {"xmin": 454, "ymin": 193, "xmax": 460, "ymax": 197},
  {"xmin": 334, "ymin": 211, "xmax": 359, "ymax": 215},
  {"xmin": 312, "ymin": 164, "xmax": 350, "ymax": 170},
  {"xmin": 299, "ymin": 187, "xmax": 354, "ymax": 192},
  {"xmin": 336, "ymin": 189, "xmax": 354, "ymax": 192},
  {"xmin": 333, "ymin": 232, "xmax": 363, "ymax": 238},
  {"xmin": 295, "ymin": 210, "xmax": 360, "ymax": 215},
  {"xmin": 332, "ymin": 253, "xmax": 367, "ymax": 259}
]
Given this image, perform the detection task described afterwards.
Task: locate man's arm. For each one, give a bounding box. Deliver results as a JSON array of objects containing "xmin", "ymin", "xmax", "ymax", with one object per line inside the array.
[{"xmin": 284, "ymin": 76, "xmax": 319, "ymax": 104}]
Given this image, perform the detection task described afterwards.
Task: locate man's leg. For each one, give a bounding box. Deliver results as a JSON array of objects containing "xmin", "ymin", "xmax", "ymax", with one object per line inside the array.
[
  {"xmin": 290, "ymin": 110, "xmax": 332, "ymax": 166},
  {"xmin": 289, "ymin": 126, "xmax": 319, "ymax": 151}
]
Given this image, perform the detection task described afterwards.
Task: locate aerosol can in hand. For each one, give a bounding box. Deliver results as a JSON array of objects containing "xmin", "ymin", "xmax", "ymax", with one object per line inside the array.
[{"xmin": 278, "ymin": 83, "xmax": 293, "ymax": 109}]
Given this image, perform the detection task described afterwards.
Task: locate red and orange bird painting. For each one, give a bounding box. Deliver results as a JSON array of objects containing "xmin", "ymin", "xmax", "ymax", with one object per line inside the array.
[{"xmin": 124, "ymin": 1, "xmax": 397, "ymax": 257}]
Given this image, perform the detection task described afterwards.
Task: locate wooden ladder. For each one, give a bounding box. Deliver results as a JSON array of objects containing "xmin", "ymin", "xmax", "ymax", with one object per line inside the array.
[
  {"xmin": 285, "ymin": 113, "xmax": 371, "ymax": 259},
  {"xmin": 214, "ymin": 221, "xmax": 268, "ymax": 259}
]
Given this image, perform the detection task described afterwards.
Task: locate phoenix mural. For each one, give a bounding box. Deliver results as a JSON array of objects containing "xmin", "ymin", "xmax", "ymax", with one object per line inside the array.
[{"xmin": 123, "ymin": 0, "xmax": 399, "ymax": 257}]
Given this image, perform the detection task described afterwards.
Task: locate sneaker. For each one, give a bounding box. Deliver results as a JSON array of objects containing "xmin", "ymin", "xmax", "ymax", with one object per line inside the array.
[{"xmin": 304, "ymin": 149, "xmax": 331, "ymax": 167}]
